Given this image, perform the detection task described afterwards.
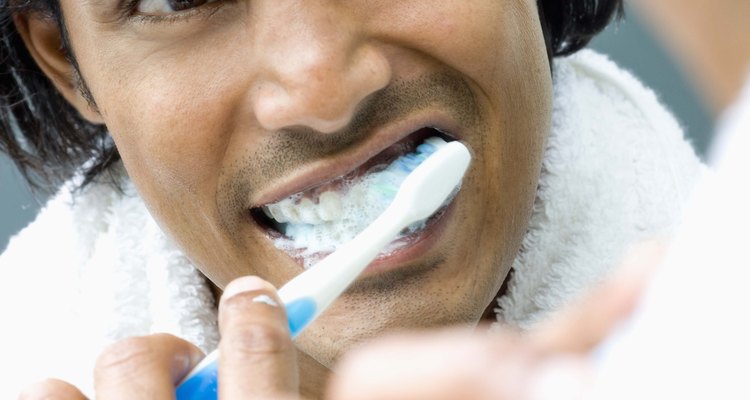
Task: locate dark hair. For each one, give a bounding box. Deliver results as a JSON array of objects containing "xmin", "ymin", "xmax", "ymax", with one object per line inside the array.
[
  {"xmin": 1, "ymin": 0, "xmax": 116, "ymax": 192},
  {"xmin": 0, "ymin": 0, "xmax": 623, "ymax": 192}
]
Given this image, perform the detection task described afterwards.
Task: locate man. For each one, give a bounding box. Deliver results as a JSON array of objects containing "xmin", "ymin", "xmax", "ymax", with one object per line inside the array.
[{"xmin": 0, "ymin": 0, "xmax": 702, "ymax": 398}]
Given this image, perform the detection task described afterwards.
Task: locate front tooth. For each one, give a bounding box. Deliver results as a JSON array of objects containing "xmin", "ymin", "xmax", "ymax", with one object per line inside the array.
[
  {"xmin": 317, "ymin": 191, "xmax": 342, "ymax": 222},
  {"xmin": 262, "ymin": 206, "xmax": 274, "ymax": 220},
  {"xmin": 265, "ymin": 203, "xmax": 287, "ymax": 223},
  {"xmin": 298, "ymin": 198, "xmax": 322, "ymax": 224},
  {"xmin": 279, "ymin": 199, "xmax": 301, "ymax": 223}
]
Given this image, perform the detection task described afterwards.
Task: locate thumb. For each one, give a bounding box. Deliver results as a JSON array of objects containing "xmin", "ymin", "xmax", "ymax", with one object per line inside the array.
[{"xmin": 218, "ymin": 276, "xmax": 298, "ymax": 399}]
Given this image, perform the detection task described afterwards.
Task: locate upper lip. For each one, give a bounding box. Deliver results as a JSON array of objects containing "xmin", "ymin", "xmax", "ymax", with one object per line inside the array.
[{"xmin": 249, "ymin": 111, "xmax": 463, "ymax": 207}]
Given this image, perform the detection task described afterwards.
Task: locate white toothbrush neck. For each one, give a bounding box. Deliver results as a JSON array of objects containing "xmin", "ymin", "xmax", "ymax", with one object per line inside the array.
[{"xmin": 278, "ymin": 204, "xmax": 407, "ymax": 314}]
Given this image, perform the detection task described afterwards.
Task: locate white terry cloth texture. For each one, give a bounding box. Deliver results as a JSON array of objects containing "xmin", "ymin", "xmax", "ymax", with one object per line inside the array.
[
  {"xmin": 0, "ymin": 50, "xmax": 703, "ymax": 397},
  {"xmin": 495, "ymin": 50, "xmax": 704, "ymax": 328}
]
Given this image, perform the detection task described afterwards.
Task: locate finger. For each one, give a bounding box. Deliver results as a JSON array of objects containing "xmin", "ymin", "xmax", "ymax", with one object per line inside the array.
[
  {"xmin": 531, "ymin": 239, "xmax": 667, "ymax": 354},
  {"xmin": 19, "ymin": 379, "xmax": 87, "ymax": 400},
  {"xmin": 94, "ymin": 333, "xmax": 205, "ymax": 399},
  {"xmin": 329, "ymin": 329, "xmax": 528, "ymax": 400},
  {"xmin": 218, "ymin": 276, "xmax": 298, "ymax": 399}
]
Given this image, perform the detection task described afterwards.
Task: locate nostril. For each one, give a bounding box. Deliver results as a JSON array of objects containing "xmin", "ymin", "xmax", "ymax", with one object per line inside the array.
[{"xmin": 253, "ymin": 82, "xmax": 362, "ymax": 134}]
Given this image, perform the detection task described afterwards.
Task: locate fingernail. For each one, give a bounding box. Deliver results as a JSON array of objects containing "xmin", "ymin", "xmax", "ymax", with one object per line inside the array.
[
  {"xmin": 221, "ymin": 276, "xmax": 275, "ymax": 302},
  {"xmin": 252, "ymin": 294, "xmax": 279, "ymax": 307},
  {"xmin": 526, "ymin": 357, "xmax": 592, "ymax": 400}
]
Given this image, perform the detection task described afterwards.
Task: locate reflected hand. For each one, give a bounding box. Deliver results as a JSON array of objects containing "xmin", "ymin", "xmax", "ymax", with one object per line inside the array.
[
  {"xmin": 629, "ymin": 0, "xmax": 750, "ymax": 111},
  {"xmin": 328, "ymin": 241, "xmax": 664, "ymax": 400}
]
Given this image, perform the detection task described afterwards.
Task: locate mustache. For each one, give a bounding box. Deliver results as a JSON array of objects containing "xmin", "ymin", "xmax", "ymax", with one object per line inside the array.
[
  {"xmin": 219, "ymin": 70, "xmax": 481, "ymax": 229},
  {"xmin": 252, "ymin": 71, "xmax": 481, "ymax": 183}
]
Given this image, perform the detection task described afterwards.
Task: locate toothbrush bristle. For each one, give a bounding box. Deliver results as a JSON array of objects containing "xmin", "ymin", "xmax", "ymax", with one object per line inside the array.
[
  {"xmin": 425, "ymin": 137, "xmax": 448, "ymax": 149},
  {"xmin": 416, "ymin": 143, "xmax": 435, "ymax": 154},
  {"xmin": 375, "ymin": 136, "xmax": 450, "ymax": 204}
]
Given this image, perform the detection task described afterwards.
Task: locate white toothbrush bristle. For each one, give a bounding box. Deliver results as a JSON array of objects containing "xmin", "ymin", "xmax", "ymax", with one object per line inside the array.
[
  {"xmin": 425, "ymin": 136, "xmax": 448, "ymax": 149},
  {"xmin": 392, "ymin": 140, "xmax": 471, "ymax": 223},
  {"xmin": 375, "ymin": 136, "xmax": 451, "ymax": 204}
]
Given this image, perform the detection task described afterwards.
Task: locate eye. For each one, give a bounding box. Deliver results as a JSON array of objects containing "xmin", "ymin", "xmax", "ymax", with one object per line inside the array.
[{"xmin": 136, "ymin": 0, "xmax": 219, "ymax": 15}]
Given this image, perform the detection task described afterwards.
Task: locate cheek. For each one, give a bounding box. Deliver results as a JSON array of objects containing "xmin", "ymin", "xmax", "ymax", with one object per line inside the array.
[
  {"xmin": 95, "ymin": 56, "xmax": 242, "ymax": 214},
  {"xmin": 373, "ymin": 0, "xmax": 545, "ymax": 95},
  {"xmin": 82, "ymin": 51, "xmax": 254, "ymax": 276},
  {"xmin": 436, "ymin": 2, "xmax": 551, "ymax": 299}
]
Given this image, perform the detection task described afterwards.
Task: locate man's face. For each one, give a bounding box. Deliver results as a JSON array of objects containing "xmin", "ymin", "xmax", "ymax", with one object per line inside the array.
[{"xmin": 56, "ymin": 0, "xmax": 551, "ymax": 366}]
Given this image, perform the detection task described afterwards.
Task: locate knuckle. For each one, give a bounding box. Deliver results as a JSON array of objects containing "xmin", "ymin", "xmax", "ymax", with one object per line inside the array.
[
  {"xmin": 95, "ymin": 336, "xmax": 155, "ymax": 375},
  {"xmin": 225, "ymin": 321, "xmax": 291, "ymax": 357}
]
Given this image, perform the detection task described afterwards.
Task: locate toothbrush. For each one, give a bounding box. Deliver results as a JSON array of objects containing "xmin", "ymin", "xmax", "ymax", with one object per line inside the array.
[{"xmin": 176, "ymin": 137, "xmax": 472, "ymax": 400}]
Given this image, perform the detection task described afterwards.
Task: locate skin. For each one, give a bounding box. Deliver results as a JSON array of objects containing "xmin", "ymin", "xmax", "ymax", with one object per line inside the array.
[
  {"xmin": 630, "ymin": 0, "xmax": 750, "ymax": 113},
  {"xmin": 16, "ymin": 0, "xmax": 552, "ymax": 398}
]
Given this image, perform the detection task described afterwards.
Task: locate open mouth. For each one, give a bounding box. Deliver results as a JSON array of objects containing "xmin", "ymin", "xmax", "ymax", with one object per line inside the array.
[{"xmin": 250, "ymin": 127, "xmax": 458, "ymax": 268}]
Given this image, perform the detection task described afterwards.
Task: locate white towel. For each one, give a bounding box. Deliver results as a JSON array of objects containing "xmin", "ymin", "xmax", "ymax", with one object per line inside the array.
[{"xmin": 496, "ymin": 50, "xmax": 704, "ymax": 328}]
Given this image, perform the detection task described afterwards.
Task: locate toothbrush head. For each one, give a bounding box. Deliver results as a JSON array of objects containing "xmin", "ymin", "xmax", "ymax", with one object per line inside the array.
[
  {"xmin": 372, "ymin": 136, "xmax": 451, "ymax": 204},
  {"xmin": 389, "ymin": 138, "xmax": 471, "ymax": 224}
]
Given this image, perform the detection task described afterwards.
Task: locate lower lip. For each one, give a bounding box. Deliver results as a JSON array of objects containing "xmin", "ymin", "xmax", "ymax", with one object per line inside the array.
[{"xmin": 360, "ymin": 201, "xmax": 456, "ymax": 277}]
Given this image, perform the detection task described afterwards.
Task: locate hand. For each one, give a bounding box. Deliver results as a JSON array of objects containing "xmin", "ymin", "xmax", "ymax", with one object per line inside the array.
[
  {"xmin": 327, "ymin": 241, "xmax": 665, "ymax": 400},
  {"xmin": 629, "ymin": 0, "xmax": 750, "ymax": 112},
  {"xmin": 19, "ymin": 276, "xmax": 300, "ymax": 400}
]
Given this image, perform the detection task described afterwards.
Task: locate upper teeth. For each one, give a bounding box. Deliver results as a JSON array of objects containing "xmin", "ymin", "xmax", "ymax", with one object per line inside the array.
[{"xmin": 263, "ymin": 190, "xmax": 343, "ymax": 225}]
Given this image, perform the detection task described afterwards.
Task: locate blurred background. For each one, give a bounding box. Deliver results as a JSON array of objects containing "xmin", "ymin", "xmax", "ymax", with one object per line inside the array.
[{"xmin": 0, "ymin": 10, "xmax": 713, "ymax": 253}]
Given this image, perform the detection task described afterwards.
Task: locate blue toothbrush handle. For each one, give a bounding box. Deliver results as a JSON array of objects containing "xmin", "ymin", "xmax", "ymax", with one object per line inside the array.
[
  {"xmin": 284, "ymin": 297, "xmax": 317, "ymax": 336},
  {"xmin": 174, "ymin": 297, "xmax": 317, "ymax": 400},
  {"xmin": 175, "ymin": 361, "xmax": 218, "ymax": 400}
]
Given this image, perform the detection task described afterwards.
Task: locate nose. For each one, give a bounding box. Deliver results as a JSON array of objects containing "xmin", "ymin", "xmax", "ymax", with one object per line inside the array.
[{"xmin": 250, "ymin": 3, "xmax": 392, "ymax": 133}]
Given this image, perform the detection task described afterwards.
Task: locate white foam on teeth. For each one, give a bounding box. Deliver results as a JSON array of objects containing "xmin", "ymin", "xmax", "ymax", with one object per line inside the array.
[
  {"xmin": 271, "ymin": 167, "xmax": 411, "ymax": 258},
  {"xmin": 318, "ymin": 191, "xmax": 342, "ymax": 222},
  {"xmin": 266, "ymin": 136, "xmax": 449, "ymax": 263},
  {"xmin": 298, "ymin": 198, "xmax": 322, "ymax": 224}
]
